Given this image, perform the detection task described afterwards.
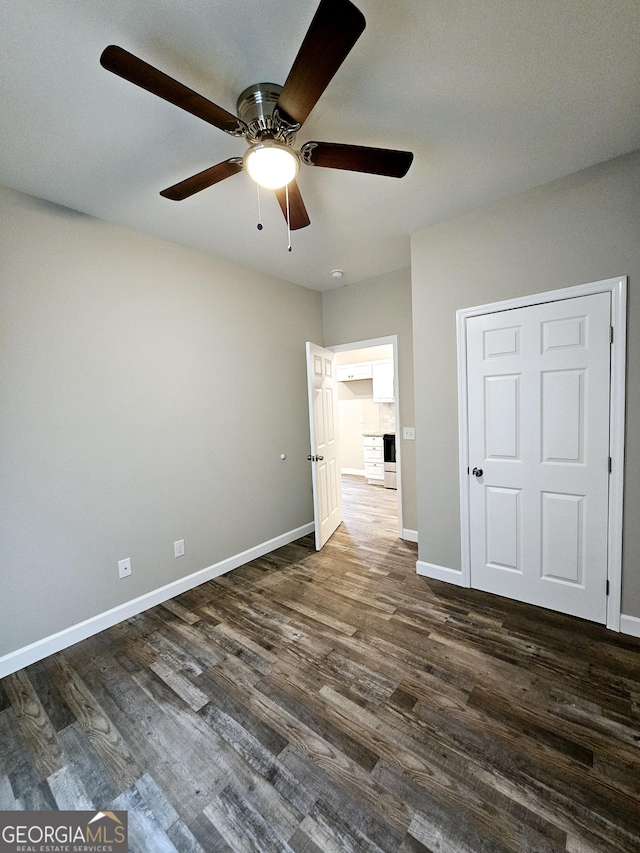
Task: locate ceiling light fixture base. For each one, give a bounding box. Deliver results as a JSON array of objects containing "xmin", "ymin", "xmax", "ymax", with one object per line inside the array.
[{"xmin": 237, "ymin": 83, "xmax": 298, "ymax": 145}]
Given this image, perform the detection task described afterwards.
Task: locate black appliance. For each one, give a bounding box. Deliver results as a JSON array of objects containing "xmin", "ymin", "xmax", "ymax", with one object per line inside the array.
[{"xmin": 383, "ymin": 433, "xmax": 396, "ymax": 489}]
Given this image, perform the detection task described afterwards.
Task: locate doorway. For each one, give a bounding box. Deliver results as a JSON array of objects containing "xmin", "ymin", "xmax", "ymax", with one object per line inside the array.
[{"xmin": 330, "ymin": 336, "xmax": 403, "ymax": 538}]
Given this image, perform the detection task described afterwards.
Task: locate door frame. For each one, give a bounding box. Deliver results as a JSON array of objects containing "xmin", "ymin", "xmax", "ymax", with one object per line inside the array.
[
  {"xmin": 457, "ymin": 276, "xmax": 627, "ymax": 631},
  {"xmin": 329, "ymin": 335, "xmax": 404, "ymax": 539}
]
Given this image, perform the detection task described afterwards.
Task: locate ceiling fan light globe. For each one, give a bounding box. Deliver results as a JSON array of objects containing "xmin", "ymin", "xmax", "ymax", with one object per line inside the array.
[{"xmin": 244, "ymin": 142, "xmax": 299, "ymax": 190}]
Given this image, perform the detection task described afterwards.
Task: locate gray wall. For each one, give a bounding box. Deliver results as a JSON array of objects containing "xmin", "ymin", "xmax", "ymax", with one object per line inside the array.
[
  {"xmin": 0, "ymin": 186, "xmax": 322, "ymax": 656},
  {"xmin": 411, "ymin": 149, "xmax": 640, "ymax": 617},
  {"xmin": 322, "ymin": 268, "xmax": 417, "ymax": 532}
]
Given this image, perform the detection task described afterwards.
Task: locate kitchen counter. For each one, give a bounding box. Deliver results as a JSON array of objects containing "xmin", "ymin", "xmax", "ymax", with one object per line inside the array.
[{"xmin": 362, "ymin": 431, "xmax": 395, "ymax": 437}]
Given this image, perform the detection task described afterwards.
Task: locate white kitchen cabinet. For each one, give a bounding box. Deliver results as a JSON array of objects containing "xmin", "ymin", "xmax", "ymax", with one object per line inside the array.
[
  {"xmin": 363, "ymin": 435, "xmax": 384, "ymax": 484},
  {"xmin": 337, "ymin": 362, "xmax": 372, "ymax": 381},
  {"xmin": 372, "ymin": 359, "xmax": 394, "ymax": 402}
]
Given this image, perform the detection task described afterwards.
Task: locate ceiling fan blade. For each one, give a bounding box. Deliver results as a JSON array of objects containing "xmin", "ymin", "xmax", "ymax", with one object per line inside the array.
[
  {"xmin": 276, "ymin": 0, "xmax": 366, "ymax": 128},
  {"xmin": 160, "ymin": 159, "xmax": 243, "ymax": 201},
  {"xmin": 100, "ymin": 45, "xmax": 247, "ymax": 136},
  {"xmin": 275, "ymin": 181, "xmax": 311, "ymax": 230},
  {"xmin": 300, "ymin": 141, "xmax": 413, "ymax": 177}
]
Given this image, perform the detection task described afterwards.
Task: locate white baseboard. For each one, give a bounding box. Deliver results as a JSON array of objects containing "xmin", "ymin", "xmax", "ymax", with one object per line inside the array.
[
  {"xmin": 341, "ymin": 468, "xmax": 365, "ymax": 476},
  {"xmin": 416, "ymin": 560, "xmax": 466, "ymax": 587},
  {"xmin": 620, "ymin": 613, "xmax": 640, "ymax": 639},
  {"xmin": 0, "ymin": 521, "xmax": 314, "ymax": 679},
  {"xmin": 402, "ymin": 529, "xmax": 418, "ymax": 543}
]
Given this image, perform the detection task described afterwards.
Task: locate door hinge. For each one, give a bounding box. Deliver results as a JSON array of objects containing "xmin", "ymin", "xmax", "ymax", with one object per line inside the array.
[
  {"xmin": 606, "ymin": 580, "xmax": 610, "ymax": 596},
  {"xmin": 608, "ymin": 456, "xmax": 612, "ymax": 473},
  {"xmin": 610, "ymin": 326, "xmax": 614, "ymax": 344}
]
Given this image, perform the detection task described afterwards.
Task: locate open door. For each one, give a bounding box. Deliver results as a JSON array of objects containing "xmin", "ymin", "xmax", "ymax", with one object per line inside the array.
[{"xmin": 306, "ymin": 342, "xmax": 342, "ymax": 550}]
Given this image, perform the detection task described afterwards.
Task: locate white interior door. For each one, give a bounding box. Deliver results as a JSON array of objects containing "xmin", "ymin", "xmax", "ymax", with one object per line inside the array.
[
  {"xmin": 306, "ymin": 342, "xmax": 342, "ymax": 550},
  {"xmin": 467, "ymin": 292, "xmax": 611, "ymax": 623}
]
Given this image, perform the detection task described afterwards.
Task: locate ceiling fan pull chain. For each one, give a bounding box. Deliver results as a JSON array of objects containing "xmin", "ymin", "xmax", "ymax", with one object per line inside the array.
[
  {"xmin": 256, "ymin": 183, "xmax": 263, "ymax": 231},
  {"xmin": 286, "ymin": 183, "xmax": 292, "ymax": 252}
]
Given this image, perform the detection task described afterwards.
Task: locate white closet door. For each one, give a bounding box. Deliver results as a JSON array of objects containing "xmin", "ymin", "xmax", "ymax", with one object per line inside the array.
[{"xmin": 467, "ymin": 292, "xmax": 611, "ymax": 623}]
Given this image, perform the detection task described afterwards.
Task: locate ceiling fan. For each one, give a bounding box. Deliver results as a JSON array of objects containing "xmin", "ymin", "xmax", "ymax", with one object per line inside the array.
[{"xmin": 100, "ymin": 0, "xmax": 413, "ymax": 232}]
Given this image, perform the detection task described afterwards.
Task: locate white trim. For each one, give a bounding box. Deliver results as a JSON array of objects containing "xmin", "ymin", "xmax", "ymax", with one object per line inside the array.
[
  {"xmin": 620, "ymin": 614, "xmax": 640, "ymax": 639},
  {"xmin": 458, "ymin": 277, "xmax": 626, "ymax": 317},
  {"xmin": 416, "ymin": 560, "xmax": 464, "ymax": 586},
  {"xmin": 330, "ymin": 336, "xmax": 396, "ymax": 353},
  {"xmin": 0, "ymin": 522, "xmax": 314, "ymax": 679},
  {"xmin": 456, "ymin": 308, "xmax": 472, "ymax": 587},
  {"xmin": 329, "ymin": 335, "xmax": 404, "ymax": 538},
  {"xmin": 606, "ymin": 278, "xmax": 627, "ymax": 631},
  {"xmin": 341, "ymin": 467, "xmax": 365, "ymax": 477},
  {"xmin": 456, "ymin": 276, "xmax": 627, "ymax": 630},
  {"xmin": 402, "ymin": 528, "xmax": 418, "ymax": 543}
]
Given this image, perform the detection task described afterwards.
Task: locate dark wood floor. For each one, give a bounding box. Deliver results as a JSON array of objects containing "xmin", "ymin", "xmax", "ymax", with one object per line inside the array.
[{"xmin": 1, "ymin": 475, "xmax": 640, "ymax": 852}]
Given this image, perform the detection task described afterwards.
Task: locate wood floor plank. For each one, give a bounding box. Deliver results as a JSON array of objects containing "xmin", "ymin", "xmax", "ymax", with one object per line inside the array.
[
  {"xmin": 15, "ymin": 779, "xmax": 57, "ymax": 811},
  {"xmin": 160, "ymin": 599, "xmax": 200, "ymax": 624},
  {"xmin": 287, "ymin": 824, "xmax": 329, "ymax": 853},
  {"xmin": 372, "ymin": 759, "xmax": 566, "ymax": 853},
  {"xmin": 46, "ymin": 654, "xmax": 142, "ymax": 790},
  {"xmin": 0, "ymin": 707, "xmax": 41, "ymax": 797},
  {"xmin": 47, "ymin": 763, "xmax": 94, "ymax": 810},
  {"xmin": 166, "ymin": 818, "xmax": 207, "ymax": 853},
  {"xmin": 1, "ymin": 475, "xmax": 639, "ymax": 851},
  {"xmin": 134, "ymin": 772, "xmax": 181, "ymax": 830},
  {"xmin": 112, "ymin": 784, "xmax": 179, "ymax": 853},
  {"xmin": 278, "ymin": 744, "xmax": 404, "ymax": 851},
  {"xmin": 203, "ymin": 661, "xmax": 413, "ymax": 833},
  {"xmin": 23, "ymin": 659, "xmax": 76, "ymax": 732},
  {"xmin": 0, "ymin": 773, "xmax": 16, "ymax": 809},
  {"xmin": 160, "ymin": 620, "xmax": 226, "ymax": 669},
  {"xmin": 308, "ymin": 797, "xmax": 391, "ymax": 853},
  {"xmin": 83, "ymin": 660, "xmax": 228, "ymax": 823},
  {"xmin": 3, "ymin": 669, "xmax": 65, "ymax": 779},
  {"xmin": 196, "ymin": 673, "xmax": 289, "ymax": 758},
  {"xmin": 187, "ymin": 811, "xmax": 234, "ymax": 852},
  {"xmin": 203, "ymin": 796, "xmax": 271, "ymax": 853},
  {"xmin": 408, "ymin": 809, "xmax": 510, "ymax": 853},
  {"xmin": 256, "ymin": 678, "xmax": 380, "ymax": 773},
  {"xmin": 149, "ymin": 659, "xmax": 210, "ymax": 712},
  {"xmin": 467, "ymin": 684, "xmax": 595, "ymax": 765},
  {"xmin": 0, "ymin": 681, "xmax": 10, "ymax": 713},
  {"xmin": 56, "ymin": 722, "xmax": 120, "ymax": 806},
  {"xmin": 145, "ymin": 630, "xmax": 207, "ymax": 674}
]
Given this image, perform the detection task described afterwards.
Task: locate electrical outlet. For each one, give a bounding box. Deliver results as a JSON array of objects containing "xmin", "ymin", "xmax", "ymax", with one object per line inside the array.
[
  {"xmin": 174, "ymin": 539, "xmax": 185, "ymax": 558},
  {"xmin": 118, "ymin": 558, "xmax": 131, "ymax": 579}
]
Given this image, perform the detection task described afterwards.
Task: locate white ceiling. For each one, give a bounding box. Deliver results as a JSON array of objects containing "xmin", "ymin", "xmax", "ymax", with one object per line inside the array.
[{"xmin": 1, "ymin": 0, "xmax": 639, "ymax": 292}]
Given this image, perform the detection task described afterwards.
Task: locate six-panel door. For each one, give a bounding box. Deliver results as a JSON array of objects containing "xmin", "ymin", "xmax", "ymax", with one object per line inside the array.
[
  {"xmin": 467, "ymin": 292, "xmax": 611, "ymax": 623},
  {"xmin": 306, "ymin": 342, "xmax": 343, "ymax": 550}
]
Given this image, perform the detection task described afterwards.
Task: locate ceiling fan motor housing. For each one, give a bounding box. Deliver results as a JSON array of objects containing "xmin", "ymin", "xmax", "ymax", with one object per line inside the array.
[{"xmin": 237, "ymin": 83, "xmax": 296, "ymax": 145}]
